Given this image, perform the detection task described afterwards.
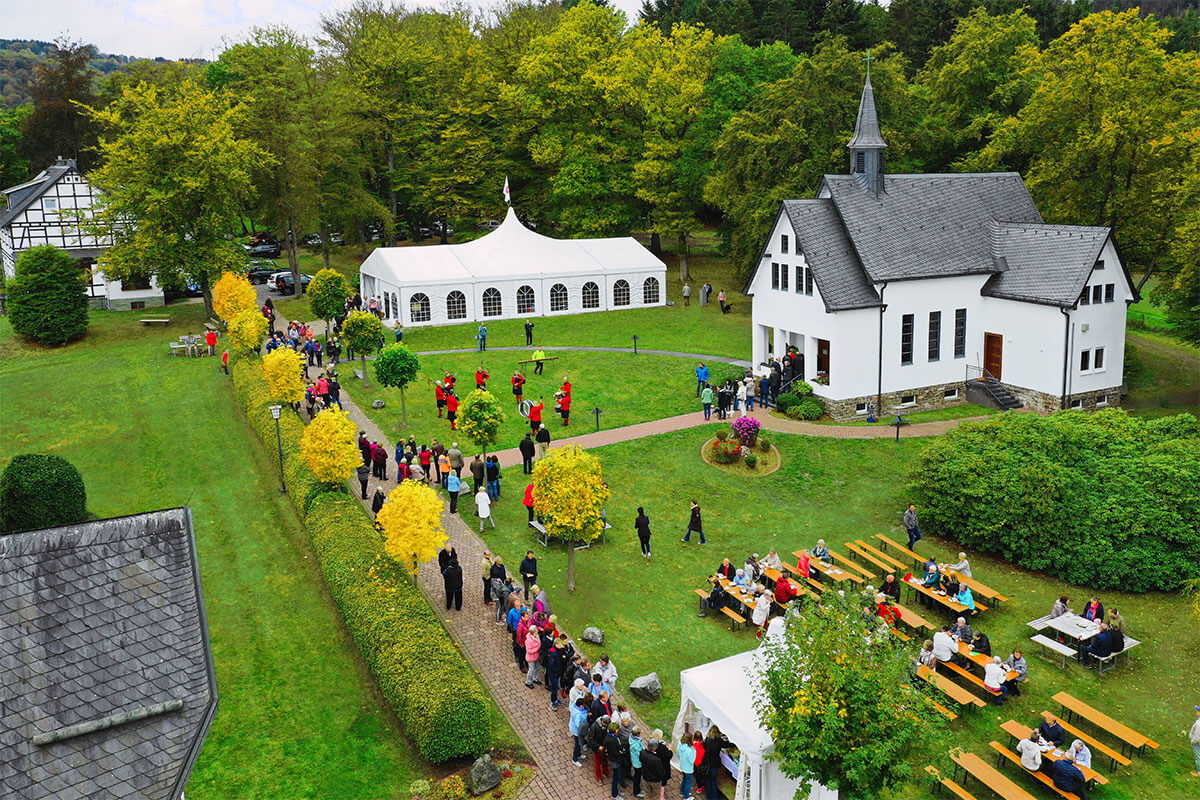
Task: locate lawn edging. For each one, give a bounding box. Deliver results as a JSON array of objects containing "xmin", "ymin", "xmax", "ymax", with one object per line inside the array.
[{"xmin": 230, "ymin": 357, "xmax": 490, "ymax": 762}]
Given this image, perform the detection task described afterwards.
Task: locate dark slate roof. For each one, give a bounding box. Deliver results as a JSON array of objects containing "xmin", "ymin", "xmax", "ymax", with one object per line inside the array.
[
  {"xmin": 847, "ymin": 75, "xmax": 887, "ymax": 150},
  {"xmin": 0, "ymin": 508, "xmax": 217, "ymax": 800},
  {"xmin": 0, "ymin": 160, "xmax": 76, "ymax": 230},
  {"xmin": 821, "ymin": 172, "xmax": 1043, "ymax": 282},
  {"xmin": 982, "ymin": 222, "xmax": 1112, "ymax": 308},
  {"xmin": 782, "ymin": 199, "xmax": 881, "ymax": 311}
]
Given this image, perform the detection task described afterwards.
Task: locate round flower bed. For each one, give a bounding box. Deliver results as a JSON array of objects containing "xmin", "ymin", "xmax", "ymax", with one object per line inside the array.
[{"xmin": 700, "ymin": 436, "xmax": 781, "ymax": 477}]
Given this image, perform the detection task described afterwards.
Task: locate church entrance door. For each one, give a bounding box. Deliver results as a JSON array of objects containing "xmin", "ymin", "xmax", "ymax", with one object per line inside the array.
[{"xmin": 983, "ymin": 332, "xmax": 1003, "ymax": 381}]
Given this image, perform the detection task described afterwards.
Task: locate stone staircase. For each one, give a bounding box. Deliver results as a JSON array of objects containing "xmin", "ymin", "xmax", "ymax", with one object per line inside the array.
[{"xmin": 966, "ymin": 375, "xmax": 1023, "ymax": 411}]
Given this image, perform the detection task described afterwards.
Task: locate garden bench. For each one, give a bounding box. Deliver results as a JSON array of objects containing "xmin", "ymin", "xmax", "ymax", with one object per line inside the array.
[
  {"xmin": 1030, "ymin": 634, "xmax": 1078, "ymax": 669},
  {"xmin": 925, "ymin": 766, "xmax": 975, "ymax": 799},
  {"xmin": 923, "ymin": 698, "xmax": 958, "ymax": 721},
  {"xmin": 1038, "ymin": 712, "xmax": 1131, "ymax": 771},
  {"xmin": 988, "ymin": 742, "xmax": 1082, "ymax": 800},
  {"xmin": 873, "ymin": 533, "xmax": 924, "ymax": 567},
  {"xmin": 831, "ymin": 549, "xmax": 875, "ymax": 580},
  {"xmin": 888, "ymin": 626, "xmax": 910, "ymax": 643},
  {"xmin": 204, "ymin": 322, "xmax": 219, "ymax": 334},
  {"xmin": 1052, "ymin": 691, "xmax": 1159, "ymax": 756},
  {"xmin": 140, "ymin": 318, "xmax": 170, "ymax": 325},
  {"xmin": 939, "ymin": 660, "xmax": 1001, "ymax": 700},
  {"xmin": 169, "ymin": 342, "xmax": 188, "ymax": 357},
  {"xmin": 916, "ymin": 664, "xmax": 985, "ymax": 709},
  {"xmin": 855, "ymin": 539, "xmax": 907, "ymax": 572},
  {"xmin": 1090, "ymin": 636, "xmax": 1140, "ymax": 675},
  {"xmin": 845, "ymin": 541, "xmax": 892, "ymax": 575},
  {"xmin": 720, "ymin": 606, "xmax": 745, "ymax": 632},
  {"xmin": 1026, "ymin": 614, "xmax": 1054, "ymax": 632},
  {"xmin": 693, "ymin": 588, "xmax": 709, "ymax": 615},
  {"xmin": 949, "ymin": 749, "xmax": 1038, "ymax": 800}
]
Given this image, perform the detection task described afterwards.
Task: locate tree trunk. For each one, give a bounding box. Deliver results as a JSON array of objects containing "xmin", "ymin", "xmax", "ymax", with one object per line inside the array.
[
  {"xmin": 200, "ymin": 272, "xmax": 216, "ymax": 319},
  {"xmin": 439, "ymin": 219, "xmax": 448, "ymax": 245},
  {"xmin": 650, "ymin": 232, "xmax": 661, "ymax": 256},
  {"xmin": 360, "ymin": 354, "xmax": 369, "ymax": 387},
  {"xmin": 286, "ymin": 216, "xmax": 302, "ymax": 297},
  {"xmin": 400, "ymin": 386, "xmax": 407, "ymax": 424},
  {"xmin": 566, "ymin": 544, "xmax": 577, "ymax": 592},
  {"xmin": 678, "ymin": 233, "xmax": 690, "ymax": 282},
  {"xmin": 387, "ymin": 146, "xmax": 397, "ymax": 220},
  {"xmin": 358, "ymin": 222, "xmax": 368, "ymax": 261},
  {"xmin": 320, "ymin": 221, "xmax": 330, "ymax": 270}
]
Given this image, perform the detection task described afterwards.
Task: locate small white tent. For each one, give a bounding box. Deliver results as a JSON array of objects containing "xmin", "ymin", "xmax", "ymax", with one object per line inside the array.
[
  {"xmin": 672, "ymin": 619, "xmax": 837, "ymax": 800},
  {"xmin": 358, "ymin": 208, "xmax": 667, "ymax": 327}
]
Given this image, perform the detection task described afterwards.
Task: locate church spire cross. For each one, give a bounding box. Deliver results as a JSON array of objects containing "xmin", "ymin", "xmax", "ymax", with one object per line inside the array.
[{"xmin": 863, "ymin": 49, "xmax": 874, "ymax": 80}]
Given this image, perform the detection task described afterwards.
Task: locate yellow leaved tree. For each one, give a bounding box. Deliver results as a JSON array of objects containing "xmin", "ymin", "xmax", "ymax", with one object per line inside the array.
[
  {"xmin": 211, "ymin": 270, "xmax": 258, "ymax": 321},
  {"xmin": 377, "ymin": 481, "xmax": 448, "ymax": 577},
  {"xmin": 531, "ymin": 445, "xmax": 610, "ymax": 591},
  {"xmin": 261, "ymin": 346, "xmax": 305, "ymax": 404},
  {"xmin": 300, "ymin": 408, "xmax": 360, "ymax": 485},
  {"xmin": 227, "ymin": 308, "xmax": 268, "ymax": 352}
]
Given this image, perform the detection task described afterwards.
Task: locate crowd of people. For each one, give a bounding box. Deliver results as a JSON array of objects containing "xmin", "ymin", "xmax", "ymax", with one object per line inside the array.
[{"xmin": 1015, "ymin": 716, "xmax": 1095, "ymax": 799}]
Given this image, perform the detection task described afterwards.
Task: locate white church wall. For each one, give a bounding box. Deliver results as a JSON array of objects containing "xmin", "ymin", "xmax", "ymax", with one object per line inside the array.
[
  {"xmin": 1063, "ymin": 238, "xmax": 1131, "ymax": 399},
  {"xmin": 977, "ymin": 296, "xmax": 1066, "ymax": 397},
  {"xmin": 878, "ymin": 275, "xmax": 988, "ymax": 395}
]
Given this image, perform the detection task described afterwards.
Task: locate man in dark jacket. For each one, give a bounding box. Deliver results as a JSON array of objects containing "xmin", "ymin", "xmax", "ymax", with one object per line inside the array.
[
  {"xmin": 358, "ymin": 431, "xmax": 371, "ymax": 464},
  {"xmin": 1038, "ymin": 716, "xmax": 1067, "ymax": 748},
  {"xmin": 371, "ymin": 487, "xmax": 386, "ymax": 516},
  {"xmin": 442, "ymin": 557, "xmax": 463, "ymax": 611},
  {"xmin": 1084, "ymin": 623, "xmax": 1116, "ymax": 665},
  {"xmin": 698, "ymin": 577, "xmax": 727, "ymax": 618},
  {"xmin": 604, "ymin": 723, "xmax": 628, "ymax": 799},
  {"xmin": 519, "ymin": 550, "xmax": 538, "ymax": 600},
  {"xmin": 519, "ymin": 433, "xmax": 536, "ymax": 474},
  {"xmin": 1052, "ymin": 753, "xmax": 1089, "ymax": 799},
  {"xmin": 535, "ymin": 424, "xmax": 551, "ymax": 458},
  {"xmin": 653, "ymin": 739, "xmax": 673, "ymax": 793},
  {"xmin": 546, "ymin": 637, "xmax": 564, "ymax": 710},
  {"xmin": 470, "ymin": 455, "xmax": 486, "ymax": 496},
  {"xmin": 640, "ymin": 740, "xmax": 664, "ymax": 789},
  {"xmin": 438, "ymin": 543, "xmax": 458, "ymax": 572},
  {"xmin": 371, "ymin": 442, "xmax": 388, "ymax": 480},
  {"xmin": 682, "ymin": 500, "xmax": 704, "ymax": 544},
  {"xmin": 356, "ymin": 463, "xmax": 370, "ymax": 499},
  {"xmin": 589, "ymin": 715, "xmax": 612, "ymax": 783}
]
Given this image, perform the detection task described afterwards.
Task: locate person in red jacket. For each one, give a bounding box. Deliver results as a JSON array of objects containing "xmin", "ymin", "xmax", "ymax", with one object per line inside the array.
[
  {"xmin": 446, "ymin": 391, "xmax": 460, "ymax": 430},
  {"xmin": 221, "ymin": 350, "xmax": 229, "ymax": 374},
  {"xmin": 523, "ymin": 483, "xmax": 536, "ymax": 522},
  {"xmin": 475, "ymin": 366, "xmax": 489, "ymax": 389},
  {"xmin": 559, "ymin": 391, "xmax": 571, "ymax": 426},
  {"xmin": 205, "ymin": 329, "xmax": 218, "ymax": 356},
  {"xmin": 435, "ymin": 381, "xmax": 446, "ymax": 417},
  {"xmin": 774, "ymin": 575, "xmax": 798, "ymax": 605},
  {"xmin": 511, "ymin": 371, "xmax": 525, "ymax": 404},
  {"xmin": 528, "ymin": 397, "xmax": 544, "ymax": 433},
  {"xmin": 877, "ymin": 596, "xmax": 902, "ymax": 627},
  {"xmin": 560, "ymin": 377, "xmax": 572, "ymax": 399}
]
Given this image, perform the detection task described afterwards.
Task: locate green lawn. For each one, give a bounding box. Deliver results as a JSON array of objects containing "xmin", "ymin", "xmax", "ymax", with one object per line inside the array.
[
  {"xmin": 1125, "ymin": 331, "xmax": 1200, "ymax": 419},
  {"xmin": 1126, "ymin": 273, "xmax": 1175, "ymax": 333},
  {"xmin": 470, "ymin": 425, "xmax": 1197, "ymax": 800},
  {"xmin": 0, "ymin": 316, "xmax": 431, "ymax": 798},
  {"xmin": 343, "ymin": 350, "xmax": 743, "ymax": 448}
]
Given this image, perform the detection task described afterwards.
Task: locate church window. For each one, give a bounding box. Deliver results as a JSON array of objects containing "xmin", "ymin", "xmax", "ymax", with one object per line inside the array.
[
  {"xmin": 805, "ymin": 268, "xmax": 814, "ymax": 296},
  {"xmin": 409, "ymin": 292, "xmax": 430, "ymax": 322},
  {"xmin": 1104, "ymin": 284, "xmax": 1114, "ymax": 303},
  {"xmin": 582, "ymin": 281, "xmax": 600, "ymax": 309},
  {"xmin": 900, "ymin": 314, "xmax": 914, "ymax": 366},
  {"xmin": 516, "ymin": 284, "xmax": 535, "ymax": 314},
  {"xmin": 482, "ymin": 287, "xmax": 502, "ymax": 317},
  {"xmin": 780, "ymin": 264, "xmax": 788, "ymax": 291},
  {"xmin": 928, "ymin": 311, "xmax": 941, "ymax": 362},
  {"xmin": 613, "ymin": 279, "xmax": 630, "ymax": 307},
  {"xmin": 953, "ymin": 309, "xmax": 966, "ymax": 358},
  {"xmin": 795, "ymin": 265, "xmax": 803, "ymax": 294},
  {"xmin": 550, "ymin": 283, "xmax": 568, "ymax": 312},
  {"xmin": 447, "ymin": 290, "xmax": 467, "ymax": 319},
  {"xmin": 781, "ymin": 234, "xmax": 789, "ymax": 254},
  {"xmin": 643, "ymin": 277, "xmax": 660, "ymax": 304},
  {"xmin": 771, "ymin": 263, "xmax": 779, "ymax": 290}
]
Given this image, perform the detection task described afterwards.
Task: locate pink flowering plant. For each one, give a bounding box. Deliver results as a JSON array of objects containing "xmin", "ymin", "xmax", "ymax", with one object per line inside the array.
[{"xmin": 731, "ymin": 416, "xmax": 761, "ymax": 444}]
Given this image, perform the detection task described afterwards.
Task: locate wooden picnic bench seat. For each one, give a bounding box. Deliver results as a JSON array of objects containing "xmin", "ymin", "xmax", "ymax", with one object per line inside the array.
[
  {"xmin": 694, "ymin": 588, "xmax": 710, "ymax": 614},
  {"xmin": 720, "ymin": 606, "xmax": 746, "ymax": 632},
  {"xmin": 855, "ymin": 539, "xmax": 907, "ymax": 572},
  {"xmin": 916, "ymin": 665, "xmax": 985, "ymax": 709},
  {"xmin": 939, "ymin": 660, "xmax": 1001, "ymax": 700},
  {"xmin": 1038, "ymin": 712, "xmax": 1131, "ymax": 771},
  {"xmin": 893, "ymin": 602, "xmax": 934, "ymax": 632},
  {"xmin": 950, "ymin": 572, "xmax": 1008, "ymax": 603},
  {"xmin": 874, "ymin": 533, "xmax": 924, "ymax": 566},
  {"xmin": 1031, "ymin": 634, "xmax": 1078, "ymax": 668},
  {"xmin": 950, "ymin": 749, "xmax": 1038, "ymax": 800},
  {"xmin": 831, "ymin": 549, "xmax": 876, "ymax": 580},
  {"xmin": 845, "ymin": 541, "xmax": 892, "ymax": 574},
  {"xmin": 924, "ymin": 697, "xmax": 958, "ymax": 721},
  {"xmin": 140, "ymin": 318, "xmax": 170, "ymax": 325},
  {"xmin": 998, "ymin": 720, "xmax": 1108, "ymax": 786},
  {"xmin": 1027, "ymin": 614, "xmax": 1054, "ymax": 632},
  {"xmin": 888, "ymin": 626, "xmax": 911, "ymax": 643},
  {"xmin": 925, "ymin": 766, "xmax": 975, "ymax": 799},
  {"xmin": 1053, "ymin": 691, "xmax": 1160, "ymax": 756},
  {"xmin": 988, "ymin": 742, "xmax": 1082, "ymax": 800}
]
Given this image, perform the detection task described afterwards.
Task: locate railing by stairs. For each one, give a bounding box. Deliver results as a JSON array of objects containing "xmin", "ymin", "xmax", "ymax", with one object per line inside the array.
[{"xmin": 965, "ymin": 365, "xmax": 1023, "ymax": 410}]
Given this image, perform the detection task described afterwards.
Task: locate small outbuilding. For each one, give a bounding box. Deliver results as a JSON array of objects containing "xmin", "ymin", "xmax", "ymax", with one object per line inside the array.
[{"xmin": 358, "ymin": 208, "xmax": 667, "ymax": 327}]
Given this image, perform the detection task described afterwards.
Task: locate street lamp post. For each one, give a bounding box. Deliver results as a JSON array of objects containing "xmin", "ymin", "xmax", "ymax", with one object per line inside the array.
[
  {"xmin": 269, "ymin": 405, "xmax": 286, "ymax": 493},
  {"xmin": 632, "ymin": 334, "xmax": 639, "ymax": 355},
  {"xmin": 593, "ymin": 407, "xmax": 602, "ymax": 432}
]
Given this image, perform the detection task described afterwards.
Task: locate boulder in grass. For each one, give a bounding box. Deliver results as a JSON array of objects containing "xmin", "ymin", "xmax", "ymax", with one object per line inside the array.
[
  {"xmin": 582, "ymin": 626, "xmax": 604, "ymax": 645},
  {"xmin": 371, "ymin": 399, "xmax": 386, "ymax": 409},
  {"xmin": 467, "ymin": 754, "xmax": 502, "ymax": 795},
  {"xmin": 629, "ymin": 672, "xmax": 661, "ymax": 702}
]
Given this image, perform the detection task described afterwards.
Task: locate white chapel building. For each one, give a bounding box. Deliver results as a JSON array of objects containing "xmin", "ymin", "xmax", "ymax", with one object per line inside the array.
[
  {"xmin": 1, "ymin": 158, "xmax": 163, "ymax": 310},
  {"xmin": 359, "ymin": 207, "xmax": 667, "ymax": 327},
  {"xmin": 745, "ymin": 75, "xmax": 1138, "ymax": 420}
]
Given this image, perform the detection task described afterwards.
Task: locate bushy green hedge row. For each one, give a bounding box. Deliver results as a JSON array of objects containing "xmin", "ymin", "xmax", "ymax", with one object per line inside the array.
[
  {"xmin": 231, "ymin": 358, "xmax": 490, "ymax": 761},
  {"xmin": 908, "ymin": 409, "xmax": 1200, "ymax": 592}
]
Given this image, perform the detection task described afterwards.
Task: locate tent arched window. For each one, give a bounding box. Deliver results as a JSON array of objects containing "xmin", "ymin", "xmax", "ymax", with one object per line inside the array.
[
  {"xmin": 409, "ymin": 292, "xmax": 430, "ymax": 323},
  {"xmin": 643, "ymin": 277, "xmax": 660, "ymax": 304},
  {"xmin": 613, "ymin": 279, "xmax": 630, "ymax": 307},
  {"xmin": 582, "ymin": 281, "xmax": 600, "ymax": 309},
  {"xmin": 482, "ymin": 287, "xmax": 502, "ymax": 317},
  {"xmin": 383, "ymin": 292, "xmax": 391, "ymax": 318},
  {"xmin": 516, "ymin": 284, "xmax": 536, "ymax": 314},
  {"xmin": 550, "ymin": 283, "xmax": 568, "ymax": 312},
  {"xmin": 446, "ymin": 290, "xmax": 467, "ymax": 320}
]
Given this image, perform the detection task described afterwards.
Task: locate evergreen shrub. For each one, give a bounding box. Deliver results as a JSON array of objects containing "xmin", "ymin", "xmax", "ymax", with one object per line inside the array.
[
  {"xmin": 7, "ymin": 245, "xmax": 89, "ymax": 346},
  {"xmin": 0, "ymin": 453, "xmax": 87, "ymax": 533}
]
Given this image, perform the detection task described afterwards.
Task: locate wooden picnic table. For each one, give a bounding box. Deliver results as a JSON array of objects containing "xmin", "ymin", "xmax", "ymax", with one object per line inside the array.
[
  {"xmin": 892, "ymin": 602, "xmax": 935, "ymax": 632},
  {"xmin": 874, "ymin": 533, "xmax": 925, "ymax": 567},
  {"xmin": 855, "ymin": 539, "xmax": 908, "ymax": 572},
  {"xmin": 761, "ymin": 567, "xmax": 782, "ymax": 586},
  {"xmin": 1052, "ymin": 691, "xmax": 1160, "ymax": 756},
  {"xmin": 957, "ymin": 641, "xmax": 1018, "ymax": 682},
  {"xmin": 916, "ymin": 665, "xmax": 985, "ymax": 709},
  {"xmin": 949, "ymin": 749, "xmax": 1039, "ymax": 800},
  {"xmin": 998, "ymin": 720, "xmax": 1108, "ymax": 785},
  {"xmin": 830, "ymin": 549, "xmax": 875, "ymax": 581},
  {"xmin": 845, "ymin": 540, "xmax": 894, "ymax": 575},
  {"xmin": 941, "ymin": 567, "xmax": 1008, "ymax": 603},
  {"xmin": 794, "ymin": 551, "xmax": 860, "ymax": 585},
  {"xmin": 904, "ymin": 575, "xmax": 970, "ymax": 616},
  {"xmin": 716, "ymin": 576, "xmax": 765, "ymax": 610}
]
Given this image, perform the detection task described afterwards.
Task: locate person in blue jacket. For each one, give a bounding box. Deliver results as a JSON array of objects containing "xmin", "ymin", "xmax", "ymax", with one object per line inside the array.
[
  {"xmin": 695, "ymin": 362, "xmax": 709, "ymax": 396},
  {"xmin": 569, "ymin": 698, "xmax": 589, "ymax": 767}
]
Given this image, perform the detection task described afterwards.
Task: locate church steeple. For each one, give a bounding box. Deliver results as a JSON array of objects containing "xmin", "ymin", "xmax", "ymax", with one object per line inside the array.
[{"xmin": 847, "ymin": 52, "xmax": 887, "ymax": 197}]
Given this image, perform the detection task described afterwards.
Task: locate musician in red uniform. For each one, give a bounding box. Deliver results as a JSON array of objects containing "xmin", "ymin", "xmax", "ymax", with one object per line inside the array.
[
  {"xmin": 446, "ymin": 391, "xmax": 460, "ymax": 430},
  {"xmin": 475, "ymin": 366, "xmax": 489, "ymax": 390},
  {"xmin": 435, "ymin": 381, "xmax": 446, "ymax": 417},
  {"xmin": 528, "ymin": 397, "xmax": 544, "ymax": 433},
  {"xmin": 511, "ymin": 371, "xmax": 526, "ymax": 404}
]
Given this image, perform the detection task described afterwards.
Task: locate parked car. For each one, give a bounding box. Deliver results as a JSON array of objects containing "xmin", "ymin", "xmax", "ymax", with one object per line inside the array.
[
  {"xmin": 329, "ymin": 232, "xmax": 345, "ymax": 245},
  {"xmin": 300, "ymin": 233, "xmax": 322, "ymax": 246},
  {"xmin": 431, "ymin": 221, "xmax": 454, "ymax": 236},
  {"xmin": 271, "ymin": 271, "xmax": 312, "ymax": 294},
  {"xmin": 183, "ymin": 283, "xmax": 205, "ymax": 298},
  {"xmin": 245, "ymin": 261, "xmax": 277, "ymax": 284},
  {"xmin": 248, "ymin": 231, "xmax": 274, "ymax": 245},
  {"xmin": 480, "ymin": 219, "xmax": 500, "ymax": 230},
  {"xmin": 245, "ymin": 240, "xmax": 281, "ymax": 258}
]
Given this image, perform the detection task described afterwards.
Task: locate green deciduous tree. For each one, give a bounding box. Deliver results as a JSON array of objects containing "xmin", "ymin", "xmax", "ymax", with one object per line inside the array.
[
  {"xmin": 84, "ymin": 79, "xmax": 268, "ymax": 319},
  {"xmin": 374, "ymin": 342, "xmax": 421, "ymax": 423},
  {"xmin": 7, "ymin": 244, "xmax": 88, "ymax": 346},
  {"xmin": 531, "ymin": 445, "xmax": 610, "ymax": 590},
  {"xmin": 18, "ymin": 38, "xmax": 100, "ymax": 173},
  {"xmin": 457, "ymin": 389, "xmax": 505, "ymax": 460},
  {"xmin": 0, "ymin": 105, "xmax": 32, "ymax": 189},
  {"xmin": 342, "ymin": 310, "xmax": 384, "ymax": 386},
  {"xmin": 307, "ymin": 268, "xmax": 350, "ymax": 337},
  {"xmin": 755, "ymin": 590, "xmax": 947, "ymax": 799}
]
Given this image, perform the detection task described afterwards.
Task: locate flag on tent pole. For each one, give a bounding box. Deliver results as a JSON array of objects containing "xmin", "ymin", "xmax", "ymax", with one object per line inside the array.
[{"xmin": 503, "ymin": 176, "xmax": 511, "ymax": 205}]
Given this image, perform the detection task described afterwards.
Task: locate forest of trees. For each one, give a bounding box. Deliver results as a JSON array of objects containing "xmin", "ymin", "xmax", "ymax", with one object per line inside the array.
[{"xmin": 0, "ymin": 1, "xmax": 1195, "ymax": 335}]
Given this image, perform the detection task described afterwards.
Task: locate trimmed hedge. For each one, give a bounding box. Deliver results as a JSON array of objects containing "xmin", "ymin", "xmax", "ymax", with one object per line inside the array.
[
  {"xmin": 908, "ymin": 409, "xmax": 1200, "ymax": 592},
  {"xmin": 0, "ymin": 453, "xmax": 88, "ymax": 533},
  {"xmin": 231, "ymin": 357, "xmax": 490, "ymax": 761}
]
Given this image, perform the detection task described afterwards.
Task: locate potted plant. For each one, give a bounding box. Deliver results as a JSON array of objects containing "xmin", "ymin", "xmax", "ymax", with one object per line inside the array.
[{"xmin": 731, "ymin": 416, "xmax": 762, "ymax": 447}]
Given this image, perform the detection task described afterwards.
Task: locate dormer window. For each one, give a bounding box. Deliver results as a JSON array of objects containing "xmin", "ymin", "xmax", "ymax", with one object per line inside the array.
[
  {"xmin": 1094, "ymin": 259, "xmax": 1104, "ymax": 270},
  {"xmin": 781, "ymin": 234, "xmax": 789, "ymax": 254}
]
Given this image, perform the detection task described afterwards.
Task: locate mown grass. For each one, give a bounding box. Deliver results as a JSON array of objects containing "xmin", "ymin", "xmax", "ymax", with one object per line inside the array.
[
  {"xmin": 1125, "ymin": 330, "xmax": 1200, "ymax": 419},
  {"xmin": 0, "ymin": 315, "xmax": 430, "ymax": 798},
  {"xmin": 470, "ymin": 425, "xmax": 1197, "ymax": 800}
]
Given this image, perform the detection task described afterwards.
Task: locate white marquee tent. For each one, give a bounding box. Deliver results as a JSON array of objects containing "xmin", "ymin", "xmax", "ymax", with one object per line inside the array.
[
  {"xmin": 672, "ymin": 619, "xmax": 837, "ymax": 800},
  {"xmin": 358, "ymin": 208, "xmax": 667, "ymax": 327}
]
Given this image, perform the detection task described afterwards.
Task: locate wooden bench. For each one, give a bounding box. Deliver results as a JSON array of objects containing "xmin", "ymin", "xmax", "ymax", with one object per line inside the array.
[
  {"xmin": 988, "ymin": 742, "xmax": 1082, "ymax": 800},
  {"xmin": 1027, "ymin": 614, "xmax": 1054, "ymax": 632},
  {"xmin": 998, "ymin": 720, "xmax": 1108, "ymax": 786},
  {"xmin": 1053, "ymin": 691, "xmax": 1160, "ymax": 757},
  {"xmin": 1031, "ymin": 634, "xmax": 1078, "ymax": 669},
  {"xmin": 939, "ymin": 660, "xmax": 1001, "ymax": 701},
  {"xmin": 720, "ymin": 606, "xmax": 746, "ymax": 632},
  {"xmin": 140, "ymin": 318, "xmax": 170, "ymax": 325},
  {"xmin": 203, "ymin": 322, "xmax": 219, "ymax": 333},
  {"xmin": 949, "ymin": 571, "xmax": 1008, "ymax": 603},
  {"xmin": 874, "ymin": 533, "xmax": 924, "ymax": 567},
  {"xmin": 1039, "ymin": 711, "xmax": 1131, "ymax": 771},
  {"xmin": 893, "ymin": 602, "xmax": 935, "ymax": 633},
  {"xmin": 694, "ymin": 588, "xmax": 710, "ymax": 615},
  {"xmin": 949, "ymin": 749, "xmax": 1038, "ymax": 800},
  {"xmin": 831, "ymin": 549, "xmax": 876, "ymax": 580},
  {"xmin": 924, "ymin": 697, "xmax": 958, "ymax": 721},
  {"xmin": 925, "ymin": 766, "xmax": 975, "ymax": 799},
  {"xmin": 916, "ymin": 665, "xmax": 985, "ymax": 709},
  {"xmin": 845, "ymin": 540, "xmax": 893, "ymax": 575},
  {"xmin": 888, "ymin": 626, "xmax": 911, "ymax": 642},
  {"xmin": 856, "ymin": 539, "xmax": 908, "ymax": 572}
]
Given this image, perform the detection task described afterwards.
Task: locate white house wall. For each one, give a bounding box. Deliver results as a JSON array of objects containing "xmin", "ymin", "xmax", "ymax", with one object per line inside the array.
[
  {"xmin": 978, "ymin": 297, "xmax": 1066, "ymax": 396},
  {"xmin": 1064, "ymin": 238, "xmax": 1131, "ymax": 398}
]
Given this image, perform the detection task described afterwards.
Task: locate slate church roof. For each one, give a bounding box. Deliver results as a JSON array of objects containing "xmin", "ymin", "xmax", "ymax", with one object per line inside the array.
[
  {"xmin": 0, "ymin": 508, "xmax": 217, "ymax": 800},
  {"xmin": 0, "ymin": 158, "xmax": 77, "ymax": 230}
]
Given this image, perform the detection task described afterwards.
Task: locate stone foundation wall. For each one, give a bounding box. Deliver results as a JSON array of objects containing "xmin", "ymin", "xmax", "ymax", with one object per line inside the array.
[
  {"xmin": 105, "ymin": 294, "xmax": 165, "ymax": 312},
  {"xmin": 1009, "ymin": 384, "xmax": 1123, "ymax": 414},
  {"xmin": 823, "ymin": 381, "xmax": 969, "ymax": 422}
]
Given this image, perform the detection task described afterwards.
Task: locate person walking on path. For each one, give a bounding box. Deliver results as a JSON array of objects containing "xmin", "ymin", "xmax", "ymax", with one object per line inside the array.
[
  {"xmin": 535, "ymin": 423, "xmax": 551, "ymax": 460},
  {"xmin": 476, "ymin": 323, "xmax": 488, "ymax": 351},
  {"xmin": 635, "ymin": 507, "xmax": 652, "ymax": 559},
  {"xmin": 1190, "ymin": 706, "xmax": 1200, "ymax": 776},
  {"xmin": 525, "ymin": 319, "xmax": 535, "ymax": 345},
  {"xmin": 486, "ymin": 455, "xmax": 501, "ymax": 499},
  {"xmin": 700, "ymin": 384, "xmax": 713, "ymax": 420},
  {"xmin": 904, "ymin": 503, "xmax": 922, "ymax": 550},
  {"xmin": 476, "ymin": 487, "xmax": 496, "ymax": 532},
  {"xmin": 447, "ymin": 471, "xmax": 462, "ymax": 514},
  {"xmin": 682, "ymin": 500, "xmax": 705, "ymax": 544},
  {"xmin": 442, "ymin": 556, "xmax": 463, "ymax": 611},
  {"xmin": 480, "ymin": 550, "xmax": 494, "ymax": 604},
  {"xmin": 519, "ymin": 432, "xmax": 536, "ymax": 474},
  {"xmin": 371, "ymin": 486, "xmax": 386, "ymax": 516},
  {"xmin": 695, "ymin": 363, "xmax": 709, "ymax": 396},
  {"xmin": 520, "ymin": 550, "xmax": 539, "ymax": 600},
  {"xmin": 682, "ymin": 283, "xmax": 691, "ymax": 306},
  {"xmin": 356, "ymin": 463, "xmax": 370, "ymax": 500},
  {"xmin": 718, "ymin": 289, "xmax": 729, "ymax": 313},
  {"xmin": 221, "ymin": 349, "xmax": 229, "ymax": 374},
  {"xmin": 448, "ymin": 443, "xmax": 464, "ymax": 478}
]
